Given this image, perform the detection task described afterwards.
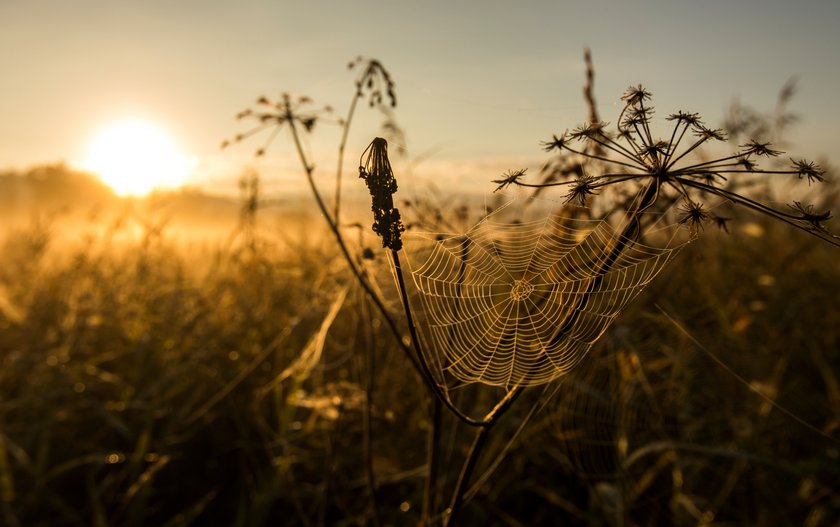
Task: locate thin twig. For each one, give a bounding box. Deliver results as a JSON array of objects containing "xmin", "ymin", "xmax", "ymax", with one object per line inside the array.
[
  {"xmin": 547, "ymin": 178, "xmax": 660, "ymax": 348},
  {"xmin": 391, "ymin": 250, "xmax": 491, "ymax": 427},
  {"xmin": 444, "ymin": 387, "xmax": 523, "ymax": 527},
  {"xmin": 285, "ymin": 119, "xmax": 423, "ymax": 374},
  {"xmin": 334, "ymin": 91, "xmax": 360, "ymax": 221},
  {"xmin": 422, "ymin": 398, "xmax": 442, "ymax": 526},
  {"xmin": 360, "ymin": 292, "xmax": 382, "ymax": 527}
]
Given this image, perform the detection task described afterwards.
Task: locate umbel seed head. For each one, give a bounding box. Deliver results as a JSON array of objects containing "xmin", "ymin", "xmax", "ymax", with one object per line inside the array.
[{"xmin": 359, "ymin": 138, "xmax": 405, "ymax": 251}]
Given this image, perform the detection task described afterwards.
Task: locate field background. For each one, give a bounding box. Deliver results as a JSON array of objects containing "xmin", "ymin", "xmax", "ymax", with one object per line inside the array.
[
  {"xmin": 4, "ymin": 0, "xmax": 840, "ymax": 523},
  {"xmin": 1, "ymin": 162, "xmax": 838, "ymax": 526}
]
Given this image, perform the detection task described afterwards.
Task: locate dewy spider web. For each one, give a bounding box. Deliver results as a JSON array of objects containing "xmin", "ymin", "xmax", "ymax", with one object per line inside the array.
[{"xmin": 407, "ymin": 199, "xmax": 687, "ymax": 388}]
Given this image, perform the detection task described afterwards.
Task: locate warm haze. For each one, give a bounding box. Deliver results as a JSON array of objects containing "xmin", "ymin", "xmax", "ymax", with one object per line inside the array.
[
  {"xmin": 3, "ymin": 2, "xmax": 840, "ymax": 526},
  {"xmin": 83, "ymin": 119, "xmax": 196, "ymax": 196},
  {"xmin": 2, "ymin": 0, "xmax": 840, "ymax": 197}
]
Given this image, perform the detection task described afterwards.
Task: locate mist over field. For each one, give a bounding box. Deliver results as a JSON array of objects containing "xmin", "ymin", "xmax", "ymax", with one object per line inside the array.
[
  {"xmin": 3, "ymin": 2, "xmax": 840, "ymax": 525},
  {"xmin": 3, "ymin": 117, "xmax": 840, "ymax": 527}
]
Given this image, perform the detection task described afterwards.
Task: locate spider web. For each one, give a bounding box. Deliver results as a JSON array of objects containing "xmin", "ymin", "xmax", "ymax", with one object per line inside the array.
[{"xmin": 407, "ymin": 201, "xmax": 687, "ymax": 388}]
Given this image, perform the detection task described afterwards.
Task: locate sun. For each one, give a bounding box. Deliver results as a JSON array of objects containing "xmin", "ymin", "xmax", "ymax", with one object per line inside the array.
[{"xmin": 84, "ymin": 119, "xmax": 196, "ymax": 196}]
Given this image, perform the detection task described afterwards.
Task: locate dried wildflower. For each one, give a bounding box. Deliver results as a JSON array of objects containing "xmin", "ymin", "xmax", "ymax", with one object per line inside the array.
[
  {"xmin": 621, "ymin": 112, "xmax": 649, "ymax": 129},
  {"xmin": 740, "ymin": 139, "xmax": 783, "ymax": 157},
  {"xmin": 692, "ymin": 125, "xmax": 727, "ymax": 142},
  {"xmin": 349, "ymin": 56, "xmax": 397, "ymax": 108},
  {"xmin": 570, "ymin": 121, "xmax": 608, "ymax": 141},
  {"xmin": 788, "ymin": 201, "xmax": 832, "ymax": 232},
  {"xmin": 621, "ymin": 84, "xmax": 652, "ymax": 106},
  {"xmin": 666, "ymin": 111, "xmax": 702, "ymax": 126},
  {"xmin": 678, "ymin": 200, "xmax": 710, "ymax": 234},
  {"xmin": 359, "ymin": 138, "xmax": 405, "ymax": 250},
  {"xmin": 699, "ymin": 172, "xmax": 724, "ymax": 185},
  {"xmin": 502, "ymin": 84, "xmax": 839, "ymax": 247},
  {"xmin": 493, "ymin": 169, "xmax": 527, "ymax": 192},
  {"xmin": 616, "ymin": 128, "xmax": 635, "ymax": 142},
  {"xmin": 624, "ymin": 105, "xmax": 654, "ymax": 124},
  {"xmin": 541, "ymin": 133, "xmax": 570, "ymax": 152},
  {"xmin": 711, "ymin": 213, "xmax": 731, "ymax": 232},
  {"xmin": 640, "ymin": 141, "xmax": 668, "ymax": 163},
  {"xmin": 791, "ymin": 158, "xmax": 825, "ymax": 184},
  {"xmin": 564, "ymin": 174, "xmax": 599, "ymax": 205},
  {"xmin": 222, "ymin": 93, "xmax": 333, "ymax": 156}
]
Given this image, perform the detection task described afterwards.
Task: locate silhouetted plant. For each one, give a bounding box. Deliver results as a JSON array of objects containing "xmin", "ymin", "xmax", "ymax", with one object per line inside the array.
[
  {"xmin": 497, "ymin": 84, "xmax": 838, "ymax": 247},
  {"xmin": 358, "ymin": 138, "xmax": 405, "ymax": 251},
  {"xmin": 223, "ymin": 52, "xmax": 840, "ymax": 527}
]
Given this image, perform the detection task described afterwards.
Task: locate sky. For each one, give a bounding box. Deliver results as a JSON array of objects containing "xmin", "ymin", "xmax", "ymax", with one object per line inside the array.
[{"xmin": 2, "ymin": 0, "xmax": 839, "ymax": 196}]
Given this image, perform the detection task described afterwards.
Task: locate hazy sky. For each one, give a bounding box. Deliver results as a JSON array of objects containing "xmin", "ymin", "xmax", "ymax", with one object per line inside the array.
[{"xmin": 2, "ymin": 0, "xmax": 839, "ymax": 194}]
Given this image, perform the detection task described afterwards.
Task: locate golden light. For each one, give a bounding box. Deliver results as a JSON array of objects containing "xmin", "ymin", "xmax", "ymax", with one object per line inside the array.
[{"xmin": 84, "ymin": 119, "xmax": 196, "ymax": 196}]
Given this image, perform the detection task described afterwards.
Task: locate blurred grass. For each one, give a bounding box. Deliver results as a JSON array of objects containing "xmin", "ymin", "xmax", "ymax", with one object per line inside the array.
[{"xmin": 1, "ymin": 193, "xmax": 838, "ymax": 526}]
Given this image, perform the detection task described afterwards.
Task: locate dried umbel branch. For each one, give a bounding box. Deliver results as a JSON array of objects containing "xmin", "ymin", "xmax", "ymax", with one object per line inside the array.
[
  {"xmin": 492, "ymin": 168, "xmax": 527, "ymax": 192},
  {"xmin": 359, "ymin": 138, "xmax": 405, "ymax": 251},
  {"xmin": 348, "ymin": 56, "xmax": 397, "ymax": 108},
  {"xmin": 220, "ymin": 93, "xmax": 333, "ymax": 156},
  {"xmin": 500, "ymin": 85, "xmax": 839, "ymax": 247}
]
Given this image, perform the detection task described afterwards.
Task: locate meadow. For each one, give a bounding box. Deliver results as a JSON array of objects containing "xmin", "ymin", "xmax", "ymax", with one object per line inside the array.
[{"xmin": 2, "ymin": 56, "xmax": 839, "ymax": 526}]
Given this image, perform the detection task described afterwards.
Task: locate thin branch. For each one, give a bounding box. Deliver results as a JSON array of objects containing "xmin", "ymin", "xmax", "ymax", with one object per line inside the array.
[
  {"xmin": 422, "ymin": 399, "xmax": 442, "ymax": 526},
  {"xmin": 391, "ymin": 250, "xmax": 491, "ymax": 427},
  {"xmin": 334, "ymin": 92, "xmax": 361, "ymax": 221},
  {"xmin": 360, "ymin": 293, "xmax": 382, "ymax": 527},
  {"xmin": 676, "ymin": 177, "xmax": 840, "ymax": 247},
  {"xmin": 444, "ymin": 387, "xmax": 523, "ymax": 527},
  {"xmin": 285, "ymin": 119, "xmax": 422, "ymax": 372},
  {"xmin": 562, "ymin": 144, "xmax": 648, "ymax": 171}
]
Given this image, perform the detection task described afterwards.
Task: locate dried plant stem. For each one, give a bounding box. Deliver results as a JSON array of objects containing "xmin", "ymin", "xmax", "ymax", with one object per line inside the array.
[
  {"xmin": 422, "ymin": 398, "xmax": 442, "ymax": 526},
  {"xmin": 676, "ymin": 178, "xmax": 838, "ymax": 245},
  {"xmin": 390, "ymin": 250, "xmax": 491, "ymax": 427},
  {"xmin": 285, "ymin": 119, "xmax": 422, "ymax": 376},
  {"xmin": 444, "ymin": 387, "xmax": 523, "ymax": 527},
  {"xmin": 389, "ymin": 220, "xmax": 528, "ymax": 524},
  {"xmin": 583, "ymin": 47, "xmax": 600, "ymax": 125},
  {"xmin": 464, "ymin": 387, "xmax": 554, "ymax": 502},
  {"xmin": 362, "ymin": 387, "xmax": 381, "ymax": 527},
  {"xmin": 334, "ymin": 92, "xmax": 360, "ymax": 221},
  {"xmin": 359, "ymin": 293, "xmax": 382, "ymax": 527},
  {"xmin": 548, "ymin": 178, "xmax": 660, "ymax": 348},
  {"xmin": 319, "ymin": 410, "xmax": 342, "ymax": 527}
]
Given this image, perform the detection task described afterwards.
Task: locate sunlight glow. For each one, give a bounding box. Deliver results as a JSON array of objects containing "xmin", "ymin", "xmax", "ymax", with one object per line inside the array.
[{"xmin": 84, "ymin": 120, "xmax": 196, "ymax": 196}]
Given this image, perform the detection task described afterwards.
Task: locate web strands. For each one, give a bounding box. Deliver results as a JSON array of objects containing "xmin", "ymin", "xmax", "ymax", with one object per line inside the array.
[{"xmin": 411, "ymin": 213, "xmax": 682, "ymax": 388}]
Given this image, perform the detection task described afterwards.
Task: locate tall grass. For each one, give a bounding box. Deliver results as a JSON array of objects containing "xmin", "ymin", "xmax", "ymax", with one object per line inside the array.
[
  {"xmin": 1, "ymin": 53, "xmax": 839, "ymax": 526},
  {"xmin": 2, "ymin": 194, "xmax": 838, "ymax": 526}
]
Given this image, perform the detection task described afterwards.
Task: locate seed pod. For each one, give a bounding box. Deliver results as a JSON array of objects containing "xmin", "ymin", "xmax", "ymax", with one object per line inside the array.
[{"xmin": 359, "ymin": 138, "xmax": 405, "ymax": 251}]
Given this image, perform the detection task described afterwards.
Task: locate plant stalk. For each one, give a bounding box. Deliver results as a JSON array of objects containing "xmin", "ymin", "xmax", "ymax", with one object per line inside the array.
[
  {"xmin": 390, "ymin": 249, "xmax": 491, "ymax": 427},
  {"xmin": 422, "ymin": 398, "xmax": 442, "ymax": 526},
  {"xmin": 444, "ymin": 387, "xmax": 522, "ymax": 527},
  {"xmin": 334, "ymin": 91, "xmax": 360, "ymax": 221},
  {"xmin": 285, "ymin": 119, "xmax": 422, "ymax": 375}
]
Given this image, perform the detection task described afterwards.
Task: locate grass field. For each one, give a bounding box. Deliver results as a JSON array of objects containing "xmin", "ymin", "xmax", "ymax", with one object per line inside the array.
[
  {"xmin": 3, "ymin": 54, "xmax": 840, "ymax": 526},
  {"xmin": 1, "ymin": 186, "xmax": 838, "ymax": 526}
]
